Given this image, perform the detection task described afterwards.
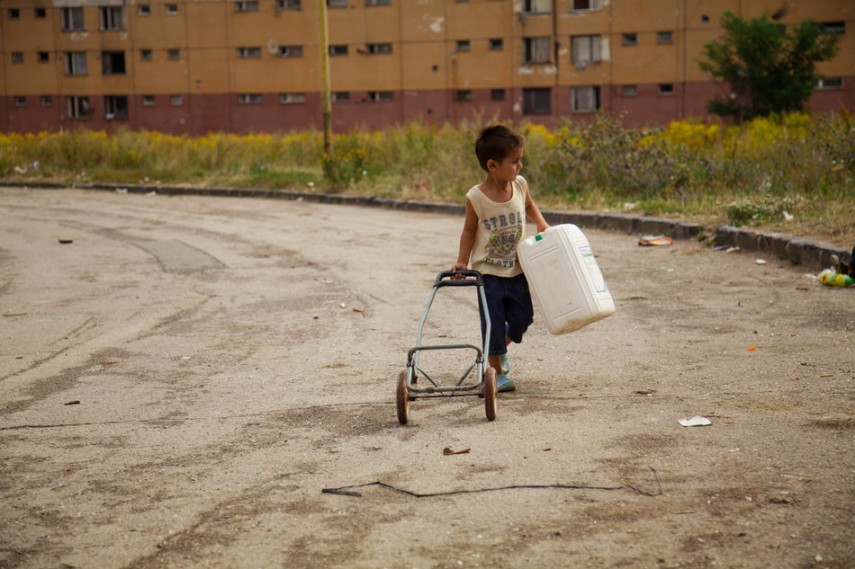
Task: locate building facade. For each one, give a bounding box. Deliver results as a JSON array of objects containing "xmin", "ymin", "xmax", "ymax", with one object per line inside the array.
[{"xmin": 1, "ymin": 0, "xmax": 852, "ymax": 134}]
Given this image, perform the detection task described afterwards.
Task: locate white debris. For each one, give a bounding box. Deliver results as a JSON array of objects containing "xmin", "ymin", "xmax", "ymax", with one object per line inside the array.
[{"xmin": 678, "ymin": 416, "xmax": 712, "ymax": 427}]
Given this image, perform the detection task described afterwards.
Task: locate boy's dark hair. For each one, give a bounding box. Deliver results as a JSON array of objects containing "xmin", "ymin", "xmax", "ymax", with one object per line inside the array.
[{"xmin": 475, "ymin": 125, "xmax": 525, "ymax": 172}]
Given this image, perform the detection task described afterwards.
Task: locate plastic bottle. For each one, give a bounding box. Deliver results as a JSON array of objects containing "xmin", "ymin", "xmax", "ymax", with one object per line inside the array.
[{"xmin": 818, "ymin": 268, "xmax": 855, "ymax": 287}]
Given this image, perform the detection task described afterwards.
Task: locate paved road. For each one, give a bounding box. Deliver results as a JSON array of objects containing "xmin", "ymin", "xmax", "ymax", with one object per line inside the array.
[{"xmin": 1, "ymin": 187, "xmax": 852, "ymax": 568}]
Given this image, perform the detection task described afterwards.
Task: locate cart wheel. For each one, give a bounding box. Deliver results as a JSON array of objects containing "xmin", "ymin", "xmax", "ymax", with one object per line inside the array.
[
  {"xmin": 396, "ymin": 370, "xmax": 410, "ymax": 425},
  {"xmin": 483, "ymin": 367, "xmax": 497, "ymax": 421}
]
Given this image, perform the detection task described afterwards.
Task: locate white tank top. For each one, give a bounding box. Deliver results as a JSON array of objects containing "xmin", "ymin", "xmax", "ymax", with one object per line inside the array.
[{"xmin": 465, "ymin": 176, "xmax": 528, "ymax": 277}]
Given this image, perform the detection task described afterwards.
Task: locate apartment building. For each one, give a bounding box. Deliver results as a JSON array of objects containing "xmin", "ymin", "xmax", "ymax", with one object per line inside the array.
[{"xmin": 1, "ymin": 0, "xmax": 852, "ymax": 134}]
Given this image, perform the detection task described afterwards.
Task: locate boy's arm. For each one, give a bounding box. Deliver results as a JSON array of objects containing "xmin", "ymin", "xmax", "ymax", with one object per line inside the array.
[
  {"xmin": 452, "ymin": 200, "xmax": 478, "ymax": 272},
  {"xmin": 524, "ymin": 185, "xmax": 551, "ymax": 234}
]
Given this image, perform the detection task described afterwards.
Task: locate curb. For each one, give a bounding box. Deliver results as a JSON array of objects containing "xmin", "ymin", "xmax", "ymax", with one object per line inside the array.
[
  {"xmin": 713, "ymin": 225, "xmax": 849, "ymax": 272},
  {"xmin": 4, "ymin": 181, "xmax": 849, "ymax": 271}
]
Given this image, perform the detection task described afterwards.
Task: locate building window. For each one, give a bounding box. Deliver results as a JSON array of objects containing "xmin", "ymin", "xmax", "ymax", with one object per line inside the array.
[
  {"xmin": 572, "ymin": 0, "xmax": 602, "ymax": 11},
  {"xmin": 491, "ymin": 89, "xmax": 505, "ymax": 101},
  {"xmin": 329, "ymin": 45, "xmax": 348, "ymax": 56},
  {"xmin": 331, "ymin": 92, "xmax": 350, "ymax": 103},
  {"xmin": 41, "ymin": 95, "xmax": 53, "ymax": 106},
  {"xmin": 621, "ymin": 84, "xmax": 637, "ymax": 97},
  {"xmin": 67, "ymin": 96, "xmax": 91, "ymax": 119},
  {"xmin": 816, "ymin": 77, "xmax": 843, "ymax": 90},
  {"xmin": 235, "ymin": 1, "xmax": 259, "ymax": 12},
  {"xmin": 100, "ymin": 6, "xmax": 123, "ymax": 30},
  {"xmin": 65, "ymin": 52, "xmax": 88, "ymax": 75},
  {"xmin": 9, "ymin": 8, "xmax": 20, "ymax": 19},
  {"xmin": 62, "ymin": 7, "xmax": 85, "ymax": 31},
  {"xmin": 138, "ymin": 4, "xmax": 151, "ymax": 15},
  {"xmin": 365, "ymin": 43, "xmax": 393, "ymax": 54},
  {"xmin": 820, "ymin": 21, "xmax": 845, "ymax": 34},
  {"xmin": 279, "ymin": 93, "xmax": 306, "ymax": 104},
  {"xmin": 143, "ymin": 95, "xmax": 155, "ymax": 106},
  {"xmin": 140, "ymin": 49, "xmax": 153, "ymax": 61},
  {"xmin": 239, "ymin": 93, "xmax": 263, "ymax": 104},
  {"xmin": 11, "ymin": 52, "xmax": 23, "ymax": 64},
  {"xmin": 368, "ymin": 91, "xmax": 394, "ymax": 102},
  {"xmin": 37, "ymin": 52, "xmax": 50, "ymax": 63},
  {"xmin": 165, "ymin": 4, "xmax": 179, "ymax": 15},
  {"xmin": 524, "ymin": 37, "xmax": 551, "ymax": 64},
  {"xmin": 571, "ymin": 35, "xmax": 602, "ymax": 66},
  {"xmin": 456, "ymin": 40, "xmax": 470, "ymax": 53},
  {"xmin": 35, "ymin": 7, "xmax": 47, "ymax": 18},
  {"xmin": 277, "ymin": 0, "xmax": 302, "ymax": 9},
  {"xmin": 167, "ymin": 49, "xmax": 180, "ymax": 61},
  {"xmin": 328, "ymin": 0, "xmax": 347, "ymax": 7},
  {"xmin": 105, "ymin": 95, "xmax": 128, "ymax": 120},
  {"xmin": 658, "ymin": 83, "xmax": 674, "ymax": 96},
  {"xmin": 170, "ymin": 95, "xmax": 183, "ymax": 106},
  {"xmin": 237, "ymin": 47, "xmax": 262, "ymax": 58},
  {"xmin": 490, "ymin": 38, "xmax": 503, "ymax": 50},
  {"xmin": 572, "ymin": 86, "xmax": 600, "ymax": 112},
  {"xmin": 523, "ymin": 87, "xmax": 550, "ymax": 114},
  {"xmin": 657, "ymin": 31, "xmax": 673, "ymax": 44},
  {"xmin": 456, "ymin": 90, "xmax": 472, "ymax": 101},
  {"xmin": 523, "ymin": 0, "xmax": 550, "ymax": 14},
  {"xmin": 15, "ymin": 96, "xmax": 26, "ymax": 107},
  {"xmin": 366, "ymin": 0, "xmax": 391, "ymax": 5},
  {"xmin": 622, "ymin": 33, "xmax": 638, "ymax": 46},
  {"xmin": 102, "ymin": 51, "xmax": 126, "ymax": 75},
  {"xmin": 279, "ymin": 45, "xmax": 304, "ymax": 58}
]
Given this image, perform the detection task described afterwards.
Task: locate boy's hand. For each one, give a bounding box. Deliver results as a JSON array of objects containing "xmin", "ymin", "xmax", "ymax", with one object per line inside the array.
[{"xmin": 450, "ymin": 262, "xmax": 468, "ymax": 279}]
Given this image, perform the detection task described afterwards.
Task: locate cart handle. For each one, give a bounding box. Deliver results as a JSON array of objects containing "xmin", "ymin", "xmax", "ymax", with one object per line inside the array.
[{"xmin": 435, "ymin": 269, "xmax": 483, "ymax": 287}]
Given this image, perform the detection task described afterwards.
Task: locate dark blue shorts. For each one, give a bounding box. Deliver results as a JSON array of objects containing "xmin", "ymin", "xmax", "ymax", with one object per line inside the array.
[{"xmin": 478, "ymin": 273, "xmax": 534, "ymax": 357}]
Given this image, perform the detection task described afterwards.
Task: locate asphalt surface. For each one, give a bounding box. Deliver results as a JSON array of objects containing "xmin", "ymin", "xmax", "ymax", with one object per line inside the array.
[
  {"xmin": 1, "ymin": 187, "xmax": 853, "ymax": 569},
  {"xmin": 3, "ymin": 180, "xmax": 850, "ymax": 271}
]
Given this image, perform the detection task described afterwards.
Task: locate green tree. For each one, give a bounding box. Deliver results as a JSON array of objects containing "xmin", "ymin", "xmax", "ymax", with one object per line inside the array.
[{"xmin": 699, "ymin": 12, "xmax": 841, "ymax": 121}]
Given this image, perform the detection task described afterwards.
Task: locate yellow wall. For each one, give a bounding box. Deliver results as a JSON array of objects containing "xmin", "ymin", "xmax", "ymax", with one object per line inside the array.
[{"xmin": 1, "ymin": 0, "xmax": 852, "ymax": 119}]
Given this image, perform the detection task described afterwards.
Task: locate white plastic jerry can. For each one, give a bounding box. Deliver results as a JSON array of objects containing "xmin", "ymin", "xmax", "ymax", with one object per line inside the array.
[{"xmin": 518, "ymin": 224, "xmax": 615, "ymax": 335}]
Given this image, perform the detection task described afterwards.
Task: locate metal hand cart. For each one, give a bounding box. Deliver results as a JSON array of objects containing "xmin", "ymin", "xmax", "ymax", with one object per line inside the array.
[{"xmin": 396, "ymin": 269, "xmax": 498, "ymax": 425}]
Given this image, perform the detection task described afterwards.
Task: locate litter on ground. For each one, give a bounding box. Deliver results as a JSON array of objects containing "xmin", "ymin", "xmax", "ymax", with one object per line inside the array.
[
  {"xmin": 678, "ymin": 416, "xmax": 712, "ymax": 427},
  {"xmin": 638, "ymin": 235, "xmax": 674, "ymax": 247}
]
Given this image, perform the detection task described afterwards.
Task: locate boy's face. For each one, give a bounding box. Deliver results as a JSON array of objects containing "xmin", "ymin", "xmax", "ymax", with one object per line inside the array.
[{"xmin": 489, "ymin": 146, "xmax": 524, "ymax": 183}]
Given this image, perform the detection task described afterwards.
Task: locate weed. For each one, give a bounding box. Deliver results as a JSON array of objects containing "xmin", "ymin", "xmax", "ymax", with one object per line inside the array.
[{"xmin": 0, "ymin": 114, "xmax": 852, "ymax": 246}]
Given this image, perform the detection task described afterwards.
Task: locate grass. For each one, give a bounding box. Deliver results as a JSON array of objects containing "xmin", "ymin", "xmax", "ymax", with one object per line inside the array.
[{"xmin": 1, "ymin": 113, "xmax": 853, "ymax": 248}]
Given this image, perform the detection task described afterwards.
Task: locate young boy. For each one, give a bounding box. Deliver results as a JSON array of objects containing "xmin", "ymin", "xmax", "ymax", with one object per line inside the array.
[{"xmin": 451, "ymin": 125, "xmax": 550, "ymax": 392}]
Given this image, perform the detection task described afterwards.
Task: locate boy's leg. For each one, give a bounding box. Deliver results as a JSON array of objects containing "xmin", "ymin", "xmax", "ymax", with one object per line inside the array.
[
  {"xmin": 496, "ymin": 275, "xmax": 533, "ymax": 391},
  {"xmin": 488, "ymin": 354, "xmax": 503, "ymax": 376},
  {"xmin": 504, "ymin": 274, "xmax": 535, "ymax": 345},
  {"xmin": 478, "ymin": 276, "xmax": 515, "ymax": 392},
  {"xmin": 477, "ymin": 275, "xmax": 509, "ymax": 361}
]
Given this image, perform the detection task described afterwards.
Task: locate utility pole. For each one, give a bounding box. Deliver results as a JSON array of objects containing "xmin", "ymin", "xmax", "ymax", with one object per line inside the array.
[{"xmin": 319, "ymin": 0, "xmax": 332, "ymax": 156}]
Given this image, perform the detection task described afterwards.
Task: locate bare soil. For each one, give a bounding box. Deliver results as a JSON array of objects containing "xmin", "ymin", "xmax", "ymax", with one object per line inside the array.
[{"xmin": 1, "ymin": 187, "xmax": 852, "ymax": 569}]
